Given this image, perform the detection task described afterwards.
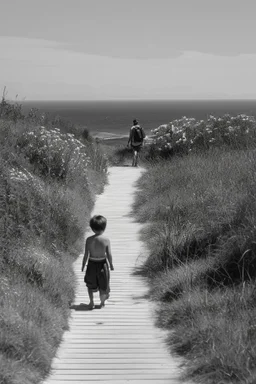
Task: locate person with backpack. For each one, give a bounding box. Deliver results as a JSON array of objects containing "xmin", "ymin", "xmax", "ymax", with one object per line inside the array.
[{"xmin": 127, "ymin": 119, "xmax": 145, "ymax": 167}]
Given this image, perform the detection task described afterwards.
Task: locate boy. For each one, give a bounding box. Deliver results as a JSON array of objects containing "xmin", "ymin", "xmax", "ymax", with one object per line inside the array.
[{"xmin": 82, "ymin": 215, "xmax": 114, "ymax": 309}]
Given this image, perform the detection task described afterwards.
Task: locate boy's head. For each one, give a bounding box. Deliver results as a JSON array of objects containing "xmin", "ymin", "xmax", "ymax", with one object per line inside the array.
[{"xmin": 90, "ymin": 215, "xmax": 107, "ymax": 233}]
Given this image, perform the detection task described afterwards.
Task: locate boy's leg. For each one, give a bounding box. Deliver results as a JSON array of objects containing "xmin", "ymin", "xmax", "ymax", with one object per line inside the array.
[
  {"xmin": 87, "ymin": 288, "xmax": 95, "ymax": 308},
  {"xmin": 98, "ymin": 261, "xmax": 110, "ymax": 307},
  {"xmin": 99, "ymin": 291, "xmax": 107, "ymax": 307}
]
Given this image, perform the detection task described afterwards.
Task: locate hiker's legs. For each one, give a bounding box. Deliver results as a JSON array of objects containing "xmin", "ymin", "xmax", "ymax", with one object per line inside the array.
[
  {"xmin": 134, "ymin": 149, "xmax": 139, "ymax": 166},
  {"xmin": 132, "ymin": 149, "xmax": 139, "ymax": 166},
  {"xmin": 87, "ymin": 288, "xmax": 94, "ymax": 307},
  {"xmin": 132, "ymin": 149, "xmax": 136, "ymax": 166}
]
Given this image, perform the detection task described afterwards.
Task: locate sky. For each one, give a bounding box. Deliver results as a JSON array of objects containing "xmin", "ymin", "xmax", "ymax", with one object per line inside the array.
[{"xmin": 0, "ymin": 0, "xmax": 256, "ymax": 100}]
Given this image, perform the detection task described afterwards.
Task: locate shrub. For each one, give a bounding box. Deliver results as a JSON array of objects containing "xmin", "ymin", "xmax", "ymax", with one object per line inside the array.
[{"xmin": 150, "ymin": 114, "xmax": 256, "ymax": 157}]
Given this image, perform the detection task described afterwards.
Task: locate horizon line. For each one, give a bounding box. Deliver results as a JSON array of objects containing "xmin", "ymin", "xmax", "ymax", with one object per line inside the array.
[{"xmin": 21, "ymin": 98, "xmax": 256, "ymax": 103}]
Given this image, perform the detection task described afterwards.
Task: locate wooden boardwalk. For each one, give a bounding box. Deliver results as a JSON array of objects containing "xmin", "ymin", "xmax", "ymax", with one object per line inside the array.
[{"xmin": 44, "ymin": 167, "xmax": 184, "ymax": 384}]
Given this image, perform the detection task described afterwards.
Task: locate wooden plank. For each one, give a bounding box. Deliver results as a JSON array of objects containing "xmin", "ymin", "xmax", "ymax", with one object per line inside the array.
[
  {"xmin": 46, "ymin": 374, "xmax": 179, "ymax": 380},
  {"xmin": 45, "ymin": 381, "xmax": 180, "ymax": 384},
  {"xmin": 55, "ymin": 349, "xmax": 170, "ymax": 357},
  {"xmin": 56, "ymin": 353, "xmax": 170, "ymax": 359},
  {"xmin": 61, "ymin": 330, "xmax": 157, "ymax": 334},
  {"xmin": 52, "ymin": 358, "xmax": 170, "ymax": 363},
  {"xmin": 55, "ymin": 346, "xmax": 168, "ymax": 350},
  {"xmin": 52, "ymin": 364, "xmax": 175, "ymax": 369}
]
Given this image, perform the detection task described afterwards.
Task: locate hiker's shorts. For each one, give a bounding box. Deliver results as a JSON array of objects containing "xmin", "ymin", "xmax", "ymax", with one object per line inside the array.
[
  {"xmin": 84, "ymin": 259, "xmax": 110, "ymax": 294},
  {"xmin": 131, "ymin": 144, "xmax": 142, "ymax": 152}
]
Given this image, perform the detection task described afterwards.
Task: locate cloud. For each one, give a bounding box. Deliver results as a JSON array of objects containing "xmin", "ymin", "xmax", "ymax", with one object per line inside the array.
[
  {"xmin": 0, "ymin": 36, "xmax": 256, "ymax": 100},
  {"xmin": 52, "ymin": 42, "xmax": 184, "ymax": 60}
]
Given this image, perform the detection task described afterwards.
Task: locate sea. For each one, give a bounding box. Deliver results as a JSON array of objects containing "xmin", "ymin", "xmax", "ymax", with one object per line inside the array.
[{"xmin": 22, "ymin": 100, "xmax": 256, "ymax": 138}]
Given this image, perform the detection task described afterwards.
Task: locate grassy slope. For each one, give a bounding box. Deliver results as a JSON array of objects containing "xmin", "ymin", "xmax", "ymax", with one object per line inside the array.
[
  {"xmin": 132, "ymin": 148, "xmax": 256, "ymax": 384},
  {"xmin": 0, "ymin": 105, "xmax": 107, "ymax": 384}
]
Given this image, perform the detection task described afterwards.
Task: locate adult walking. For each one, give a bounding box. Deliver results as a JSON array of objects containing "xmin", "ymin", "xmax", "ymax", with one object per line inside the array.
[{"xmin": 127, "ymin": 119, "xmax": 145, "ymax": 167}]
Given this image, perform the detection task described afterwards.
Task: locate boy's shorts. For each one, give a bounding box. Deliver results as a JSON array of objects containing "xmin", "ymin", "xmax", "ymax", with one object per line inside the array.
[{"xmin": 84, "ymin": 259, "xmax": 110, "ymax": 294}]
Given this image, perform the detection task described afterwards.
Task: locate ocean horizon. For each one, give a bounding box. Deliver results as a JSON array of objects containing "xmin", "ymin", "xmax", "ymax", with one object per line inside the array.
[{"xmin": 22, "ymin": 99, "xmax": 256, "ymax": 138}]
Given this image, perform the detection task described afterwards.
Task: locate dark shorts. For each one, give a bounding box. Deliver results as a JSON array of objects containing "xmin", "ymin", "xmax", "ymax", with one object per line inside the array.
[
  {"xmin": 131, "ymin": 144, "xmax": 142, "ymax": 152},
  {"xmin": 84, "ymin": 259, "xmax": 110, "ymax": 294}
]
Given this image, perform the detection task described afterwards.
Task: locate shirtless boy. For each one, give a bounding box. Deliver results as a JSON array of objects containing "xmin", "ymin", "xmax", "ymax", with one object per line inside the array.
[{"xmin": 82, "ymin": 215, "xmax": 114, "ymax": 309}]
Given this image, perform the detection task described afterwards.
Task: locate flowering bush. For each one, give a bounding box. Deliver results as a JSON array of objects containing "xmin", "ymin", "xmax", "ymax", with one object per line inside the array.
[
  {"xmin": 17, "ymin": 126, "xmax": 107, "ymax": 188},
  {"xmin": 151, "ymin": 114, "xmax": 256, "ymax": 156}
]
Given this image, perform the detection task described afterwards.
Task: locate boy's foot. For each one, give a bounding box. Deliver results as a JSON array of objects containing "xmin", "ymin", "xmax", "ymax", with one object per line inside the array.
[
  {"xmin": 88, "ymin": 303, "xmax": 95, "ymax": 310},
  {"xmin": 100, "ymin": 301, "xmax": 105, "ymax": 308}
]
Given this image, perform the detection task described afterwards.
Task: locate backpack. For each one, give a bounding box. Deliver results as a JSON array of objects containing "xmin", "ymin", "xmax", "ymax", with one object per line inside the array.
[{"xmin": 132, "ymin": 126, "xmax": 145, "ymax": 143}]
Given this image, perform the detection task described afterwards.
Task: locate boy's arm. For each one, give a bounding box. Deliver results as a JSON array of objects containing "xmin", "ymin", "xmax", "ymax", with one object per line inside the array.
[
  {"xmin": 106, "ymin": 239, "xmax": 114, "ymax": 270},
  {"xmin": 81, "ymin": 239, "xmax": 89, "ymax": 272}
]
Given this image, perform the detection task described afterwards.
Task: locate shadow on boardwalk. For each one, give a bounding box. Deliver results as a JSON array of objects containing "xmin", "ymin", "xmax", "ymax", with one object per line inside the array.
[{"xmin": 70, "ymin": 303, "xmax": 102, "ymax": 311}]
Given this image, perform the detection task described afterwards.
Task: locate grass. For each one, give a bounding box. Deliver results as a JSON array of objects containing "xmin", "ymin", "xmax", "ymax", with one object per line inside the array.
[
  {"xmin": 132, "ymin": 147, "xmax": 256, "ymax": 384},
  {"xmin": 0, "ymin": 98, "xmax": 107, "ymax": 384}
]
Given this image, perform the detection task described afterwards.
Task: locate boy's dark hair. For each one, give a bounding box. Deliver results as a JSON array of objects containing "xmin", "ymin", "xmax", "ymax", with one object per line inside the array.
[{"xmin": 90, "ymin": 215, "xmax": 107, "ymax": 232}]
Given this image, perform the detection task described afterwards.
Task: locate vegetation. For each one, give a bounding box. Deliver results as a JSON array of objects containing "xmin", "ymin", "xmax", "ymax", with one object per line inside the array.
[
  {"xmin": 150, "ymin": 114, "xmax": 256, "ymax": 156},
  {"xmin": 132, "ymin": 115, "xmax": 256, "ymax": 384},
  {"xmin": 0, "ymin": 96, "xmax": 107, "ymax": 384},
  {"xmin": 2, "ymin": 92, "xmax": 256, "ymax": 384},
  {"xmin": 106, "ymin": 113, "xmax": 256, "ymax": 166}
]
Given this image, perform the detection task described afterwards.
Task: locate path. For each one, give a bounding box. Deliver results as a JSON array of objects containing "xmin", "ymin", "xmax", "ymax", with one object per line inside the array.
[{"xmin": 44, "ymin": 166, "xmax": 184, "ymax": 384}]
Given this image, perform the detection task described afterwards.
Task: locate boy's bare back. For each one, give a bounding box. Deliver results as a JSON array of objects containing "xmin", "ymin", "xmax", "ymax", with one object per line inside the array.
[{"xmin": 87, "ymin": 234, "xmax": 111, "ymax": 260}]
